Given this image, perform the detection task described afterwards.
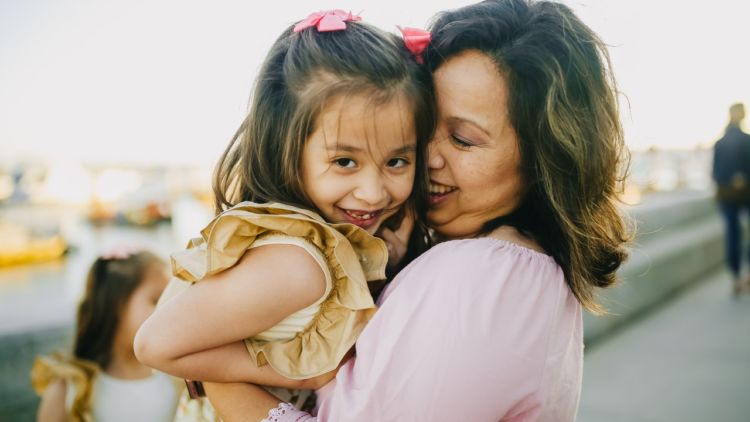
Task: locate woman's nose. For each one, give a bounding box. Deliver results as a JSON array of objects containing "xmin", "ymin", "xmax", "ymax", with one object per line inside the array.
[{"xmin": 427, "ymin": 140, "xmax": 446, "ymax": 170}]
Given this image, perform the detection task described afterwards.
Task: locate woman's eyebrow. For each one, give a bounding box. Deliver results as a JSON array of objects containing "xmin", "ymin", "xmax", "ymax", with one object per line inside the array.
[{"xmin": 448, "ymin": 116, "xmax": 492, "ymax": 137}]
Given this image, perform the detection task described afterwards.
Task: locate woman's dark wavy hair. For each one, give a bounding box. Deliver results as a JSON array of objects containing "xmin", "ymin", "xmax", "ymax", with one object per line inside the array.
[
  {"xmin": 212, "ymin": 18, "xmax": 435, "ymax": 261},
  {"xmin": 425, "ymin": 0, "xmax": 631, "ymax": 313},
  {"xmin": 74, "ymin": 251, "xmax": 164, "ymax": 369}
]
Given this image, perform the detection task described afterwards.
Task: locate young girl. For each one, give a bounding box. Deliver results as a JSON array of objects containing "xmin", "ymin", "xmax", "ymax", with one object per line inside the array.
[
  {"xmin": 134, "ymin": 8, "xmax": 432, "ymax": 413},
  {"xmin": 32, "ymin": 250, "xmax": 179, "ymax": 422}
]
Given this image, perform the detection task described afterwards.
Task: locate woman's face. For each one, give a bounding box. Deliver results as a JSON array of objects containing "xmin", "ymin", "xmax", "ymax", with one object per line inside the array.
[{"xmin": 427, "ymin": 50, "xmax": 523, "ymax": 239}]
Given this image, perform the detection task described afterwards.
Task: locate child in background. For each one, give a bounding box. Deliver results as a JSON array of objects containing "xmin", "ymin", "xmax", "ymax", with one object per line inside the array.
[
  {"xmin": 134, "ymin": 8, "xmax": 432, "ymax": 413},
  {"xmin": 32, "ymin": 250, "xmax": 180, "ymax": 422}
]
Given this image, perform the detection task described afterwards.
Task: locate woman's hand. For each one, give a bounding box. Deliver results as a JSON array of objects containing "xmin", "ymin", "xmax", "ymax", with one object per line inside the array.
[
  {"xmin": 203, "ymin": 382, "xmax": 282, "ymax": 422},
  {"xmin": 377, "ymin": 209, "xmax": 414, "ymax": 271}
]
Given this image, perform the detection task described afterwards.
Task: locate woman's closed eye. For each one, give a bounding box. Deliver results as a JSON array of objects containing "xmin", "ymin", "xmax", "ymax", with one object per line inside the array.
[{"xmin": 450, "ymin": 134, "xmax": 475, "ymax": 149}]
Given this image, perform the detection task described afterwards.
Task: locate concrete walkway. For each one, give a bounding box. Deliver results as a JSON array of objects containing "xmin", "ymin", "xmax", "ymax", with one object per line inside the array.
[{"xmin": 578, "ymin": 270, "xmax": 750, "ymax": 421}]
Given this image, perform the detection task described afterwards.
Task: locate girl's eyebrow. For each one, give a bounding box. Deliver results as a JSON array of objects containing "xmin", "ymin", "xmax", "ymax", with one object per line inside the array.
[{"xmin": 326, "ymin": 144, "xmax": 417, "ymax": 155}]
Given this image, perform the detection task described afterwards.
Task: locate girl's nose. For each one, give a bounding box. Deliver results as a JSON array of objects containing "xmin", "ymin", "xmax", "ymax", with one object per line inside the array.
[{"xmin": 353, "ymin": 171, "xmax": 388, "ymax": 206}]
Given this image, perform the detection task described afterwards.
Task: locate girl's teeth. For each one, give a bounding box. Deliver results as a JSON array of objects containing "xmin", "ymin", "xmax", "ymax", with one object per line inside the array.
[{"xmin": 345, "ymin": 210, "xmax": 376, "ymax": 220}]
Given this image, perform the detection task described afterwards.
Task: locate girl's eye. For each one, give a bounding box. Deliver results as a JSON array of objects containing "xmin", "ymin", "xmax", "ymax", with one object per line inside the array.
[
  {"xmin": 334, "ymin": 158, "xmax": 356, "ymax": 168},
  {"xmin": 387, "ymin": 158, "xmax": 410, "ymax": 168},
  {"xmin": 450, "ymin": 134, "xmax": 474, "ymax": 149}
]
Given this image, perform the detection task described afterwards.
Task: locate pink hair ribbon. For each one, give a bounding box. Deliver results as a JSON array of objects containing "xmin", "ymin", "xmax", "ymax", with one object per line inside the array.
[
  {"xmin": 293, "ymin": 10, "xmax": 362, "ymax": 33},
  {"xmin": 398, "ymin": 26, "xmax": 431, "ymax": 64},
  {"xmin": 101, "ymin": 245, "xmax": 140, "ymax": 260}
]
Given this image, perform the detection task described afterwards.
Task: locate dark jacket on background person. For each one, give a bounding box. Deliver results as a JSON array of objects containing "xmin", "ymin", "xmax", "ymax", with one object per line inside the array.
[{"xmin": 713, "ymin": 125, "xmax": 750, "ymax": 190}]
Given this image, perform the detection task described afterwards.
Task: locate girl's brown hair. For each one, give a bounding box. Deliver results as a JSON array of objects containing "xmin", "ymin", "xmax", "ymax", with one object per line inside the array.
[
  {"xmin": 212, "ymin": 19, "xmax": 434, "ymax": 225},
  {"xmin": 426, "ymin": 0, "xmax": 631, "ymax": 313},
  {"xmin": 74, "ymin": 251, "xmax": 164, "ymax": 369}
]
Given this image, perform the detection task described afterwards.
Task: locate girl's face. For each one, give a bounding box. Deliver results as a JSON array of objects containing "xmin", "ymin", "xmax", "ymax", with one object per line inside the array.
[
  {"xmin": 427, "ymin": 50, "xmax": 523, "ymax": 239},
  {"xmin": 116, "ymin": 264, "xmax": 169, "ymax": 355},
  {"xmin": 301, "ymin": 92, "xmax": 417, "ymax": 234}
]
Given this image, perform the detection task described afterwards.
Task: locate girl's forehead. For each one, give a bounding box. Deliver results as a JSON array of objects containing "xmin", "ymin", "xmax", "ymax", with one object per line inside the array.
[
  {"xmin": 320, "ymin": 91, "xmax": 415, "ymax": 129},
  {"xmin": 314, "ymin": 93, "xmax": 417, "ymax": 154}
]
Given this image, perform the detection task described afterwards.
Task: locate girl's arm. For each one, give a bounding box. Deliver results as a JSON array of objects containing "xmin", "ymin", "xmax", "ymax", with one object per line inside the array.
[
  {"xmin": 36, "ymin": 379, "xmax": 67, "ymax": 422},
  {"xmin": 150, "ymin": 340, "xmax": 340, "ymax": 389},
  {"xmin": 134, "ymin": 243, "xmax": 327, "ymax": 384}
]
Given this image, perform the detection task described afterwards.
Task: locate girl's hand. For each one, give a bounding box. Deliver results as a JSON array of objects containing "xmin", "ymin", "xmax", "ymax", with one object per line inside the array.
[{"xmin": 377, "ymin": 209, "xmax": 415, "ymax": 270}]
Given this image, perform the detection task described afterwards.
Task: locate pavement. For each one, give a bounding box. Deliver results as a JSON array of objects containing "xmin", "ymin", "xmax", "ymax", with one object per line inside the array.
[{"xmin": 578, "ymin": 269, "xmax": 750, "ymax": 422}]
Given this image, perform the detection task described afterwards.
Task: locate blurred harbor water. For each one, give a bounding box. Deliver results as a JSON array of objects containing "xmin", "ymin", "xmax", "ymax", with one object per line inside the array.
[{"xmin": 0, "ymin": 196, "xmax": 213, "ymax": 336}]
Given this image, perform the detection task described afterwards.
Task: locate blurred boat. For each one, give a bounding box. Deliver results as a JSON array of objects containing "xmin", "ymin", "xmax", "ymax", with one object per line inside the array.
[{"xmin": 0, "ymin": 223, "xmax": 67, "ymax": 267}]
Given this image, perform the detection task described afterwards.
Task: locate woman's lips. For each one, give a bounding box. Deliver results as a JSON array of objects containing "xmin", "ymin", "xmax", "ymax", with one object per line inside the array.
[
  {"xmin": 429, "ymin": 181, "xmax": 458, "ymax": 206},
  {"xmin": 337, "ymin": 207, "xmax": 384, "ymax": 229}
]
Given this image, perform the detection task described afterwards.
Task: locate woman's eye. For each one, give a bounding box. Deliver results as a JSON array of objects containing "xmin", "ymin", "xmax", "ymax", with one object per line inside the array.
[
  {"xmin": 334, "ymin": 158, "xmax": 356, "ymax": 168},
  {"xmin": 387, "ymin": 158, "xmax": 410, "ymax": 168},
  {"xmin": 450, "ymin": 134, "xmax": 474, "ymax": 149}
]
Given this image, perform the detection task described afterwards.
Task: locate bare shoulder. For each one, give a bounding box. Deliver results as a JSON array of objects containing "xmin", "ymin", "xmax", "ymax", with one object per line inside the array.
[
  {"xmin": 229, "ymin": 241, "xmax": 327, "ymax": 304},
  {"xmin": 486, "ymin": 226, "xmax": 546, "ymax": 255},
  {"xmin": 37, "ymin": 378, "xmax": 67, "ymax": 422}
]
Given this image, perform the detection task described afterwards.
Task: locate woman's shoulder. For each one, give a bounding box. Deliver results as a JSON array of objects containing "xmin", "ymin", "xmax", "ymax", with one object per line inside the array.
[
  {"xmin": 418, "ymin": 235, "xmax": 558, "ymax": 275},
  {"xmin": 368, "ymin": 236, "xmax": 582, "ymax": 394},
  {"xmin": 380, "ymin": 236, "xmax": 564, "ymax": 307},
  {"xmin": 486, "ymin": 225, "xmax": 546, "ymax": 254}
]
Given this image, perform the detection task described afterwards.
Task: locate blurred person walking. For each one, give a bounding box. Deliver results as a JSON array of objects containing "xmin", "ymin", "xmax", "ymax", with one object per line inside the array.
[
  {"xmin": 713, "ymin": 102, "xmax": 750, "ymax": 296},
  {"xmin": 31, "ymin": 250, "xmax": 180, "ymax": 422}
]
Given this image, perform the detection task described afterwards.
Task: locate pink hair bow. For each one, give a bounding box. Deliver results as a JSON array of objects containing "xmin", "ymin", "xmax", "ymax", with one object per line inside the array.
[
  {"xmin": 294, "ymin": 10, "xmax": 362, "ymax": 33},
  {"xmin": 101, "ymin": 245, "xmax": 140, "ymax": 260},
  {"xmin": 398, "ymin": 26, "xmax": 431, "ymax": 64}
]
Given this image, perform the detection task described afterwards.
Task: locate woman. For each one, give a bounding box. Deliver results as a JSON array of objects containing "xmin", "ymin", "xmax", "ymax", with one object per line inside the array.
[{"xmin": 205, "ymin": 0, "xmax": 629, "ymax": 420}]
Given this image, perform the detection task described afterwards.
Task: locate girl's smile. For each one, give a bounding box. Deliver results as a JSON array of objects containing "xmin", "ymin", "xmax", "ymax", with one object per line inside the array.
[
  {"xmin": 336, "ymin": 207, "xmax": 385, "ymax": 229},
  {"xmin": 301, "ymin": 92, "xmax": 418, "ymax": 234}
]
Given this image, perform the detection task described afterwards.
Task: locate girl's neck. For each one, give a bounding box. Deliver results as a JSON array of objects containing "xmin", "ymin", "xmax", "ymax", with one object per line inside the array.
[{"xmin": 105, "ymin": 346, "xmax": 153, "ymax": 380}]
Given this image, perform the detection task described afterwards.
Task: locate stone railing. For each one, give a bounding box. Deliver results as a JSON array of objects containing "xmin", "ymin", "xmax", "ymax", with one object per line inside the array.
[{"xmin": 584, "ymin": 190, "xmax": 725, "ymax": 343}]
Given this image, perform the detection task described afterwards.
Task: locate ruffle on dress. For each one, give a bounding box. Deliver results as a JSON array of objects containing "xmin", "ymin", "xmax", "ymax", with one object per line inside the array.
[
  {"xmin": 170, "ymin": 201, "xmax": 388, "ymax": 379},
  {"xmin": 31, "ymin": 353, "xmax": 99, "ymax": 422}
]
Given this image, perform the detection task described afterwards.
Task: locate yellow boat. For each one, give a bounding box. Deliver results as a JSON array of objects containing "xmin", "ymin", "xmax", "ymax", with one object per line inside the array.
[{"xmin": 0, "ymin": 224, "xmax": 67, "ymax": 267}]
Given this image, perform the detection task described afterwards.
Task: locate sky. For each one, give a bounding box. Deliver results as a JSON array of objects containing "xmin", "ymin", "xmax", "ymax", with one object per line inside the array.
[{"xmin": 1, "ymin": 0, "xmax": 749, "ymax": 166}]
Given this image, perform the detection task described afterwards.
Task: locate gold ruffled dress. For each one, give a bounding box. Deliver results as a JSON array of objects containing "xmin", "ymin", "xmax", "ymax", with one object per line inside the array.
[{"xmin": 163, "ymin": 201, "xmax": 388, "ymax": 418}]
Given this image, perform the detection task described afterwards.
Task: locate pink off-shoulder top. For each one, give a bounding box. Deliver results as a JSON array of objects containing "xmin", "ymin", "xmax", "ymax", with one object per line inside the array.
[{"xmin": 264, "ymin": 237, "xmax": 583, "ymax": 422}]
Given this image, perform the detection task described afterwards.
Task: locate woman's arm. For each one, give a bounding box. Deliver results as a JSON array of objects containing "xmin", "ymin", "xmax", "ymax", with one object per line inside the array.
[
  {"xmin": 134, "ymin": 243, "xmax": 326, "ymax": 382},
  {"xmin": 36, "ymin": 379, "xmax": 67, "ymax": 422}
]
